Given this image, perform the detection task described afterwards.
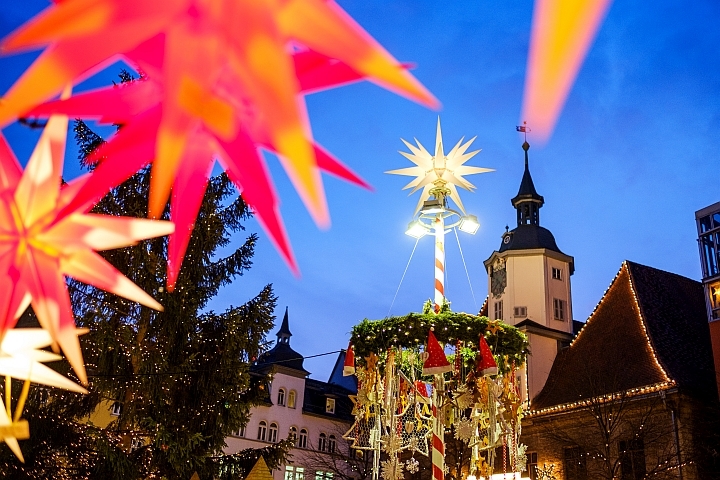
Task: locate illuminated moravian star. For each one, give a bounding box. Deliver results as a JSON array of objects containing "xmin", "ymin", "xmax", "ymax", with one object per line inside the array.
[{"xmin": 387, "ymin": 118, "xmax": 493, "ymax": 214}]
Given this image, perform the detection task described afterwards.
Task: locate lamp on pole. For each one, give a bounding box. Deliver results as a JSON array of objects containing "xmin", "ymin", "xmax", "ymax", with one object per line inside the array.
[{"xmin": 388, "ymin": 118, "xmax": 492, "ymax": 313}]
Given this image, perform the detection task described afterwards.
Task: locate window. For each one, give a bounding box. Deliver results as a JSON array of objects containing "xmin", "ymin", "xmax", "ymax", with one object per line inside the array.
[
  {"xmin": 553, "ymin": 298, "xmax": 565, "ymax": 321},
  {"xmin": 315, "ymin": 471, "xmax": 334, "ymax": 480},
  {"xmin": 619, "ymin": 439, "xmax": 646, "ymax": 480},
  {"xmin": 285, "ymin": 466, "xmax": 305, "ymax": 480},
  {"xmin": 234, "ymin": 425, "xmax": 246, "ymax": 437},
  {"xmin": 513, "ymin": 306, "xmax": 527, "ymax": 317},
  {"xmin": 257, "ymin": 421, "xmax": 267, "ymax": 441},
  {"xmin": 288, "ymin": 390, "xmax": 297, "ymax": 409},
  {"xmin": 289, "ymin": 426, "xmax": 298, "ymax": 445},
  {"xmin": 269, "ymin": 422, "xmax": 278, "ymax": 443},
  {"xmin": 325, "ymin": 398, "xmax": 335, "ymax": 414},
  {"xmin": 318, "ymin": 433, "xmax": 327, "ymax": 451},
  {"xmin": 277, "ymin": 388, "xmax": 286, "ymax": 406},
  {"xmin": 298, "ymin": 428, "xmax": 308, "ymax": 448},
  {"xmin": 526, "ymin": 452, "xmax": 538, "ymax": 480},
  {"xmin": 494, "ymin": 300, "xmax": 503, "ymax": 320},
  {"xmin": 552, "ymin": 267, "xmax": 562, "ymax": 280},
  {"xmin": 328, "ymin": 435, "xmax": 336, "ymax": 453},
  {"xmin": 563, "ymin": 446, "xmax": 587, "ymax": 480},
  {"xmin": 130, "ymin": 436, "xmax": 144, "ymax": 451},
  {"xmin": 110, "ymin": 401, "xmax": 122, "ymax": 416}
]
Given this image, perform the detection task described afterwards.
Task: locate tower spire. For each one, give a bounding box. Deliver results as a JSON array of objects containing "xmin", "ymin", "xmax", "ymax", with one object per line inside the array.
[
  {"xmin": 511, "ymin": 140, "xmax": 544, "ymax": 226},
  {"xmin": 277, "ymin": 307, "xmax": 292, "ymax": 344}
]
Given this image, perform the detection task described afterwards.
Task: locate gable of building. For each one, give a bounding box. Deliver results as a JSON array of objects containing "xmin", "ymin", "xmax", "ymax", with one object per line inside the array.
[{"xmin": 532, "ymin": 261, "xmax": 717, "ymax": 411}]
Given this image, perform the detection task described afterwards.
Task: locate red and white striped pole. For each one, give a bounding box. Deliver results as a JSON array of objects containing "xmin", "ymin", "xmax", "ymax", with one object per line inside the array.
[
  {"xmin": 431, "ymin": 375, "xmax": 445, "ymax": 480},
  {"xmin": 433, "ymin": 214, "xmax": 445, "ymax": 313}
]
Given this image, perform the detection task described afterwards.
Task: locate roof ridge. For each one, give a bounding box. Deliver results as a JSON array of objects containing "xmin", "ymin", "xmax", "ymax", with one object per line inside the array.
[{"xmin": 624, "ymin": 261, "xmax": 674, "ymax": 383}]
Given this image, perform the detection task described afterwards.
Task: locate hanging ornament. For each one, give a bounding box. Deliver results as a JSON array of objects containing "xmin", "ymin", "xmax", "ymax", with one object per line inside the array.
[
  {"xmin": 0, "ymin": 107, "xmax": 173, "ymax": 384},
  {"xmin": 477, "ymin": 335, "xmax": 498, "ymax": 377},
  {"xmin": 24, "ymin": 51, "xmax": 373, "ymax": 287},
  {"xmin": 343, "ymin": 341, "xmax": 356, "ymax": 377},
  {"xmin": 381, "ymin": 457, "xmax": 404, "ymax": 480},
  {"xmin": 0, "ymin": 0, "xmax": 438, "ymax": 278},
  {"xmin": 405, "ymin": 457, "xmax": 419, "ymax": 474},
  {"xmin": 422, "ymin": 330, "xmax": 451, "ymax": 376}
]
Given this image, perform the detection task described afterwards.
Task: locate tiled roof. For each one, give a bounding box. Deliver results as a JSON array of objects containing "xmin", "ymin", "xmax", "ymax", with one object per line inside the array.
[
  {"xmin": 532, "ymin": 261, "xmax": 717, "ymax": 411},
  {"xmin": 302, "ymin": 378, "xmax": 355, "ymax": 421}
]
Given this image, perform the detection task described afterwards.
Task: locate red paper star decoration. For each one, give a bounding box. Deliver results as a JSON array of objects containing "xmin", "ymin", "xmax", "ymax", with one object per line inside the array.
[
  {"xmin": 0, "ymin": 105, "xmax": 174, "ymax": 384},
  {"xmin": 26, "ymin": 50, "xmax": 374, "ymax": 288},
  {"xmin": 0, "ymin": 0, "xmax": 438, "ymax": 279}
]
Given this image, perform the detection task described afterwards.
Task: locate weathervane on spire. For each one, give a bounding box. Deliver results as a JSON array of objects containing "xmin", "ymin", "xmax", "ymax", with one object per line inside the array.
[
  {"xmin": 387, "ymin": 118, "xmax": 493, "ymax": 313},
  {"xmin": 516, "ymin": 121, "xmax": 531, "ymax": 142}
]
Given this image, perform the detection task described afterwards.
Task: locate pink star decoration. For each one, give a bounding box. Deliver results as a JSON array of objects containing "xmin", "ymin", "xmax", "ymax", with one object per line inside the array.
[
  {"xmin": 0, "ymin": 101, "xmax": 174, "ymax": 384},
  {"xmin": 0, "ymin": 0, "xmax": 438, "ymax": 282}
]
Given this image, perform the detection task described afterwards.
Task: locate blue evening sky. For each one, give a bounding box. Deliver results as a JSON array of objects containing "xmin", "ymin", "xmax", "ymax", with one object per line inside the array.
[{"xmin": 1, "ymin": 1, "xmax": 718, "ymax": 379}]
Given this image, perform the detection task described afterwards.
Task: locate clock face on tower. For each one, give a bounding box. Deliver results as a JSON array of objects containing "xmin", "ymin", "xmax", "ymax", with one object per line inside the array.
[{"xmin": 491, "ymin": 259, "xmax": 507, "ymax": 298}]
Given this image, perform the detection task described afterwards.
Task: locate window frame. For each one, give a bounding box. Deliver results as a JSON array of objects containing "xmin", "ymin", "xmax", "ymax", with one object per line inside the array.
[
  {"xmin": 552, "ymin": 267, "xmax": 563, "ymax": 280},
  {"xmin": 563, "ymin": 446, "xmax": 587, "ymax": 480},
  {"xmin": 277, "ymin": 388, "xmax": 286, "ymax": 406},
  {"xmin": 553, "ymin": 298, "xmax": 566, "ymax": 321},
  {"xmin": 318, "ymin": 432, "xmax": 327, "ymax": 452},
  {"xmin": 494, "ymin": 300, "xmax": 503, "ymax": 320},
  {"xmin": 269, "ymin": 422, "xmax": 279, "ymax": 443},
  {"xmin": 257, "ymin": 421, "xmax": 267, "ymax": 441},
  {"xmin": 298, "ymin": 428, "xmax": 308, "ymax": 448},
  {"xmin": 288, "ymin": 390, "xmax": 297, "ymax": 409},
  {"xmin": 325, "ymin": 398, "xmax": 336, "ymax": 414},
  {"xmin": 328, "ymin": 435, "xmax": 336, "ymax": 453},
  {"xmin": 110, "ymin": 401, "xmax": 122, "ymax": 416}
]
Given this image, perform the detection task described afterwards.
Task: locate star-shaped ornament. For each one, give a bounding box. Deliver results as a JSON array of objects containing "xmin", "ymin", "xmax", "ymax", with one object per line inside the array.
[
  {"xmin": 0, "ymin": 107, "xmax": 173, "ymax": 384},
  {"xmin": 485, "ymin": 320, "xmax": 504, "ymax": 335},
  {"xmin": 26, "ymin": 51, "xmax": 374, "ymax": 287},
  {"xmin": 387, "ymin": 117, "xmax": 493, "ymax": 215},
  {"xmin": 0, "ymin": 328, "xmax": 88, "ymax": 393},
  {"xmin": 1, "ymin": 0, "xmax": 438, "ymax": 278}
]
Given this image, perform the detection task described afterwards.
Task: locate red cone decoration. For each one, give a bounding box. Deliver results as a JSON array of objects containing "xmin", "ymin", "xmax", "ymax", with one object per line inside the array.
[
  {"xmin": 477, "ymin": 335, "xmax": 498, "ymax": 376},
  {"xmin": 343, "ymin": 342, "xmax": 355, "ymax": 376},
  {"xmin": 414, "ymin": 380, "xmax": 432, "ymax": 403},
  {"xmin": 423, "ymin": 329, "xmax": 452, "ymax": 376}
]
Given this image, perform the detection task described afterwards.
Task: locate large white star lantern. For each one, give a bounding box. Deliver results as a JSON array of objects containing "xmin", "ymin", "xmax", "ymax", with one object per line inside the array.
[{"xmin": 387, "ymin": 118, "xmax": 493, "ymax": 215}]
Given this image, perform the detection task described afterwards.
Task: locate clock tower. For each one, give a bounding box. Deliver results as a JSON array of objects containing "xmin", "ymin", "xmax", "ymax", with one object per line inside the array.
[{"xmin": 484, "ymin": 141, "xmax": 575, "ymax": 405}]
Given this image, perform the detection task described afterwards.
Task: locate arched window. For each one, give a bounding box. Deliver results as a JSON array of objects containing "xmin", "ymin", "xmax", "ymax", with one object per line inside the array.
[
  {"xmin": 277, "ymin": 388, "xmax": 286, "ymax": 406},
  {"xmin": 328, "ymin": 435, "xmax": 336, "ymax": 453},
  {"xmin": 269, "ymin": 422, "xmax": 278, "ymax": 443},
  {"xmin": 257, "ymin": 421, "xmax": 267, "ymax": 441},
  {"xmin": 288, "ymin": 390, "xmax": 297, "ymax": 408},
  {"xmin": 318, "ymin": 433, "xmax": 327, "ymax": 452},
  {"xmin": 299, "ymin": 428, "xmax": 308, "ymax": 448},
  {"xmin": 289, "ymin": 426, "xmax": 298, "ymax": 446}
]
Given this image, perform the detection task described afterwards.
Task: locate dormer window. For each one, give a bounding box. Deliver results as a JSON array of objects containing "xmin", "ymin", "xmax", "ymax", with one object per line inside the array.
[{"xmin": 325, "ymin": 398, "xmax": 335, "ymax": 414}]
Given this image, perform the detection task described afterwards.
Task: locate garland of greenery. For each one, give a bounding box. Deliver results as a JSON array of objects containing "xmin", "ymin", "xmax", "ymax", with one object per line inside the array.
[{"xmin": 350, "ymin": 311, "xmax": 529, "ymax": 369}]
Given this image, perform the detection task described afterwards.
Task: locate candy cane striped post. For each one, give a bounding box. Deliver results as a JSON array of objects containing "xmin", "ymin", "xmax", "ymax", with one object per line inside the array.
[
  {"xmin": 431, "ymin": 375, "xmax": 445, "ymax": 480},
  {"xmin": 434, "ymin": 214, "xmax": 445, "ymax": 313}
]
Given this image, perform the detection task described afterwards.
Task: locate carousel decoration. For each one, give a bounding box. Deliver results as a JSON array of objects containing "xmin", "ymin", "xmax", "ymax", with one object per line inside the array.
[{"xmin": 343, "ymin": 121, "xmax": 529, "ymax": 480}]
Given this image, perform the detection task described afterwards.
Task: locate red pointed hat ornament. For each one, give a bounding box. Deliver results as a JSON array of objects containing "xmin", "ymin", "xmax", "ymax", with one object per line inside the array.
[
  {"xmin": 477, "ymin": 335, "xmax": 498, "ymax": 376},
  {"xmin": 414, "ymin": 380, "xmax": 432, "ymax": 404},
  {"xmin": 343, "ymin": 342, "xmax": 355, "ymax": 377},
  {"xmin": 422, "ymin": 329, "xmax": 452, "ymax": 376}
]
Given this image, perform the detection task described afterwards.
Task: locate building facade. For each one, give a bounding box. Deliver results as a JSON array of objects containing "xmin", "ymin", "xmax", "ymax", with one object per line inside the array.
[
  {"xmin": 521, "ymin": 261, "xmax": 719, "ymax": 480},
  {"xmin": 483, "ymin": 142, "xmax": 577, "ymax": 404},
  {"xmin": 695, "ymin": 201, "xmax": 720, "ymax": 397},
  {"xmin": 224, "ymin": 308, "xmax": 358, "ymax": 480}
]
